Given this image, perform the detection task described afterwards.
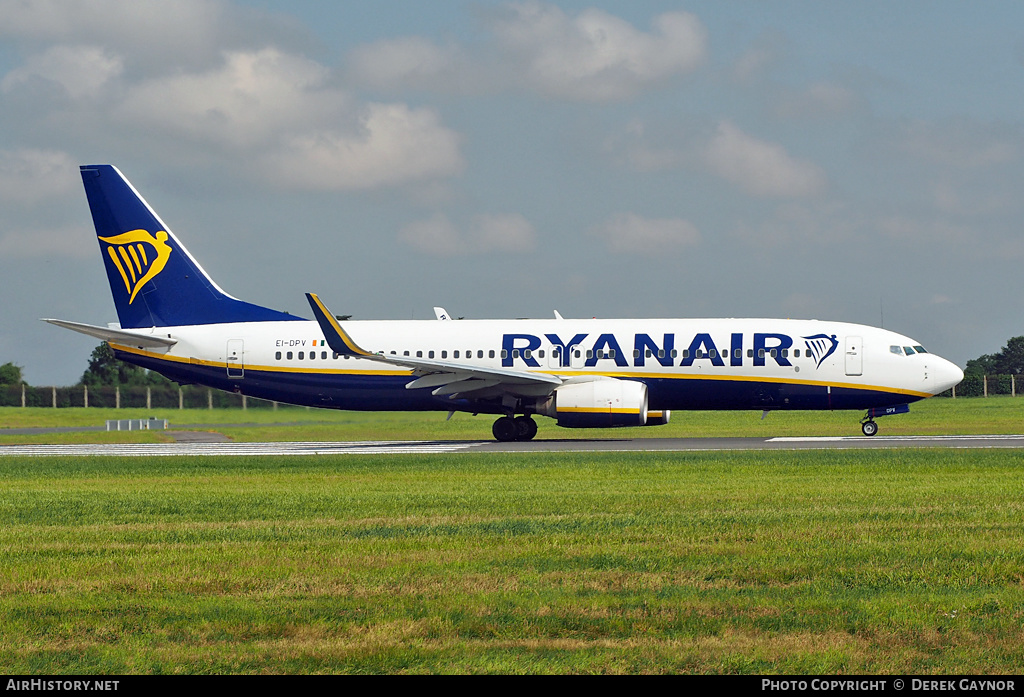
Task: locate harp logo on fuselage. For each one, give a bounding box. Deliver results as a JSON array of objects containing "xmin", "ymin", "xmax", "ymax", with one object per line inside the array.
[{"xmin": 98, "ymin": 229, "xmax": 172, "ymax": 304}]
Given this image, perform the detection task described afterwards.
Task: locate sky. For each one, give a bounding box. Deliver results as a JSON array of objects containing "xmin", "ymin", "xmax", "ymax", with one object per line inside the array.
[{"xmin": 1, "ymin": 0, "xmax": 1023, "ymax": 386}]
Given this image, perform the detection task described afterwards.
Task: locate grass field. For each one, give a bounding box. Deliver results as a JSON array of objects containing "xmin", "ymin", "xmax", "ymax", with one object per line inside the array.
[
  {"xmin": 1, "ymin": 393, "xmax": 1023, "ymax": 443},
  {"xmin": 1, "ymin": 448, "xmax": 1023, "ymax": 674},
  {"xmin": 1, "ymin": 398, "xmax": 1023, "ymax": 674}
]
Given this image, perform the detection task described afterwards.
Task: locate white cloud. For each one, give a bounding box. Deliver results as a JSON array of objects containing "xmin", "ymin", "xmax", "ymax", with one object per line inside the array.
[
  {"xmin": 265, "ymin": 103, "xmax": 464, "ymax": 191},
  {"xmin": 348, "ymin": 2, "xmax": 707, "ymax": 101},
  {"xmin": 399, "ymin": 213, "xmax": 536, "ymax": 256},
  {"xmin": 0, "ymin": 149, "xmax": 78, "ymax": 205},
  {"xmin": 704, "ymin": 122, "xmax": 826, "ymax": 197},
  {"xmin": 0, "ymin": 0, "xmax": 281, "ymax": 72},
  {"xmin": 113, "ymin": 49, "xmax": 465, "ymax": 190},
  {"xmin": 492, "ymin": 2, "xmax": 706, "ymax": 101},
  {"xmin": 347, "ymin": 37, "xmax": 467, "ymax": 92},
  {"xmin": 1, "ymin": 45, "xmax": 123, "ymax": 99},
  {"xmin": 118, "ymin": 48, "xmax": 339, "ymax": 148},
  {"xmin": 592, "ymin": 213, "xmax": 700, "ymax": 255}
]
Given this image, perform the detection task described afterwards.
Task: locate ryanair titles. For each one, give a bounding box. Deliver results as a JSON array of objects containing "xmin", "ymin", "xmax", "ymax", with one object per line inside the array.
[{"xmin": 502, "ymin": 332, "xmax": 839, "ymax": 370}]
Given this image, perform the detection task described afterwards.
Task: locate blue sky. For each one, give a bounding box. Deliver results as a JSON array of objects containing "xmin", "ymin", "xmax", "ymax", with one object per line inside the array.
[{"xmin": 1, "ymin": 0, "xmax": 1023, "ymax": 385}]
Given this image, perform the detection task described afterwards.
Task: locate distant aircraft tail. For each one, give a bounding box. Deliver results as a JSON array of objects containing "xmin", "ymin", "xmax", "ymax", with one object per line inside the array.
[{"xmin": 80, "ymin": 165, "xmax": 299, "ymax": 328}]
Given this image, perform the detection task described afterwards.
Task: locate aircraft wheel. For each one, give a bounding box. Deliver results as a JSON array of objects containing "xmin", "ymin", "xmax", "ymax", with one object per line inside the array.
[
  {"xmin": 492, "ymin": 416, "xmax": 518, "ymax": 442},
  {"xmin": 861, "ymin": 420, "xmax": 878, "ymax": 437},
  {"xmin": 514, "ymin": 415, "xmax": 538, "ymax": 441}
]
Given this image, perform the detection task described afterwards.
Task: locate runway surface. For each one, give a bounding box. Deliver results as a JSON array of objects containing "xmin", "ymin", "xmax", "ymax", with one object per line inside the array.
[{"xmin": 2, "ymin": 434, "xmax": 1024, "ymax": 457}]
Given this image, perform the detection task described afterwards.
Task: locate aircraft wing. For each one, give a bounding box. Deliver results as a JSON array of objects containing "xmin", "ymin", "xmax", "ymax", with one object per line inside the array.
[
  {"xmin": 305, "ymin": 293, "xmax": 561, "ymax": 398},
  {"xmin": 42, "ymin": 318, "xmax": 178, "ymax": 348}
]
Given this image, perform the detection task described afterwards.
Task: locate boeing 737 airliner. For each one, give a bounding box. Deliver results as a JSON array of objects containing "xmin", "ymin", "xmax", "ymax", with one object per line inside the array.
[{"xmin": 45, "ymin": 165, "xmax": 963, "ymax": 441}]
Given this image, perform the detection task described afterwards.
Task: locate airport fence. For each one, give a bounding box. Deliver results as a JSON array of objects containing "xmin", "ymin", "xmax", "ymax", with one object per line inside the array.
[
  {"xmin": 944, "ymin": 374, "xmax": 1019, "ymax": 399},
  {"xmin": 0, "ymin": 384, "xmax": 282, "ymax": 409}
]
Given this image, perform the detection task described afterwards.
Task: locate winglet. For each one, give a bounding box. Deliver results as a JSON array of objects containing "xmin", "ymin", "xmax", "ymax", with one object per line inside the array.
[{"xmin": 305, "ymin": 293, "xmax": 375, "ymax": 358}]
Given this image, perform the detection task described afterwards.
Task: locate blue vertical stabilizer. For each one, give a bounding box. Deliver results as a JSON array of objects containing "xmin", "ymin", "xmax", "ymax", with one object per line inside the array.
[{"xmin": 81, "ymin": 164, "xmax": 300, "ymax": 328}]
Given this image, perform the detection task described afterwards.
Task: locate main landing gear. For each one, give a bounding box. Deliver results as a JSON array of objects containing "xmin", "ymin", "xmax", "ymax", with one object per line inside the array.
[{"xmin": 492, "ymin": 415, "xmax": 538, "ymax": 442}]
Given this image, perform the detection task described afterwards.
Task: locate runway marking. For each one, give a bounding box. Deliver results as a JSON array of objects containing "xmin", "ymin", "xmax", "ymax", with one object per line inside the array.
[
  {"xmin": 770, "ymin": 435, "xmax": 1024, "ymax": 442},
  {"xmin": 0, "ymin": 441, "xmax": 475, "ymax": 457}
]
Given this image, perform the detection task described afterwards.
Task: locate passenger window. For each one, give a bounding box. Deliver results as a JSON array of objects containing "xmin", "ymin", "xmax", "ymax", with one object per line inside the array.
[
  {"xmin": 454, "ymin": 350, "xmax": 459, "ymax": 359},
  {"xmin": 758, "ymin": 349, "xmax": 765, "ymax": 358},
  {"xmin": 478, "ymin": 350, "xmax": 484, "ymax": 358},
  {"xmin": 539, "ymin": 350, "xmax": 545, "ymax": 358},
  {"xmin": 429, "ymin": 350, "xmax": 435, "ymax": 359},
  {"xmin": 275, "ymin": 351, "xmax": 281, "ymax": 360},
  {"xmin": 298, "ymin": 351, "xmax": 304, "ymax": 360},
  {"xmin": 501, "ymin": 350, "xmax": 508, "ymax": 359},
  {"xmin": 417, "ymin": 350, "xmax": 423, "ymax": 358},
  {"xmin": 287, "ymin": 351, "xmax": 293, "ymax": 360},
  {"xmin": 747, "ymin": 349, "xmax": 754, "ymax": 358},
  {"xmin": 490, "ymin": 350, "xmax": 496, "ymax": 359},
  {"xmin": 322, "ymin": 351, "xmax": 328, "ymax": 359},
  {"xmin": 524, "ymin": 350, "xmax": 531, "ymax": 359},
  {"xmin": 659, "ymin": 349, "xmax": 665, "ymax": 359},
  {"xmin": 441, "ymin": 350, "xmax": 447, "ymax": 359}
]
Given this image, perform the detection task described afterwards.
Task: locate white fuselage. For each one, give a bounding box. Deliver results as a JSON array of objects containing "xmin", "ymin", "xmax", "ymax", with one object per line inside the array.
[{"xmin": 109, "ymin": 316, "xmax": 963, "ymax": 414}]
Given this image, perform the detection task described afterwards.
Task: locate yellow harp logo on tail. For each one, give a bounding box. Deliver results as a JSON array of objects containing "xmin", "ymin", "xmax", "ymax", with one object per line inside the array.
[{"xmin": 98, "ymin": 229, "xmax": 173, "ymax": 304}]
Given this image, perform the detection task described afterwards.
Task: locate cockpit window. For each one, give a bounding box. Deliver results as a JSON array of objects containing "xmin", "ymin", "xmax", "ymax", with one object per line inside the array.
[
  {"xmin": 903, "ymin": 347, "xmax": 915, "ymax": 356},
  {"xmin": 890, "ymin": 345, "xmax": 902, "ymax": 355},
  {"xmin": 914, "ymin": 346, "xmax": 928, "ymax": 354}
]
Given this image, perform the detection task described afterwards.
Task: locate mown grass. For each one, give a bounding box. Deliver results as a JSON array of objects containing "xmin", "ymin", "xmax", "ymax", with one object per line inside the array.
[
  {"xmin": 1, "ymin": 449, "xmax": 1022, "ymax": 674},
  {"xmin": 1, "ymin": 395, "xmax": 1023, "ymax": 444}
]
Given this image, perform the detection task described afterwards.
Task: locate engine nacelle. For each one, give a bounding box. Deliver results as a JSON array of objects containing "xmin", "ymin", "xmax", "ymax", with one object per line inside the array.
[
  {"xmin": 644, "ymin": 410, "xmax": 671, "ymax": 427},
  {"xmin": 539, "ymin": 378, "xmax": 648, "ymax": 428}
]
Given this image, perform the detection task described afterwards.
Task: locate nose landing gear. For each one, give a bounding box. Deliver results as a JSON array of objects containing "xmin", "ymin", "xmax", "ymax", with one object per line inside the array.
[{"xmin": 860, "ymin": 403, "xmax": 910, "ymax": 436}]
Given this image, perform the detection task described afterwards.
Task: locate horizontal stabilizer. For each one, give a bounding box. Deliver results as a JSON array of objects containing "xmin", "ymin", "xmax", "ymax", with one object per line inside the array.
[{"xmin": 42, "ymin": 318, "xmax": 177, "ymax": 348}]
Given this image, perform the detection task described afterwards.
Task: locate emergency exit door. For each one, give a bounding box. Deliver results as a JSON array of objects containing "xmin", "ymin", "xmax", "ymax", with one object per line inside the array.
[
  {"xmin": 226, "ymin": 339, "xmax": 244, "ymax": 378},
  {"xmin": 845, "ymin": 336, "xmax": 862, "ymax": 376}
]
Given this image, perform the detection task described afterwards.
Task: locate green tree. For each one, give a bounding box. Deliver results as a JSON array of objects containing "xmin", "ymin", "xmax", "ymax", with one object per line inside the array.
[
  {"xmin": 964, "ymin": 336, "xmax": 1024, "ymax": 376},
  {"xmin": 79, "ymin": 343, "xmax": 172, "ymax": 386},
  {"xmin": 0, "ymin": 362, "xmax": 24, "ymax": 386},
  {"xmin": 993, "ymin": 336, "xmax": 1024, "ymax": 375},
  {"xmin": 965, "ymin": 353, "xmax": 997, "ymax": 376}
]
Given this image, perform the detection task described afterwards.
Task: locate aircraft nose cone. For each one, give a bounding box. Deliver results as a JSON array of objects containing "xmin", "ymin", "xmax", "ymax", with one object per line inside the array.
[{"xmin": 930, "ymin": 356, "xmax": 964, "ymax": 395}]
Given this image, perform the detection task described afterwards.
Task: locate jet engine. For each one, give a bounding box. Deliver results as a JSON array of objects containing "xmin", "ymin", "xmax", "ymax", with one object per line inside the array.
[{"xmin": 537, "ymin": 378, "xmax": 648, "ymax": 428}]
